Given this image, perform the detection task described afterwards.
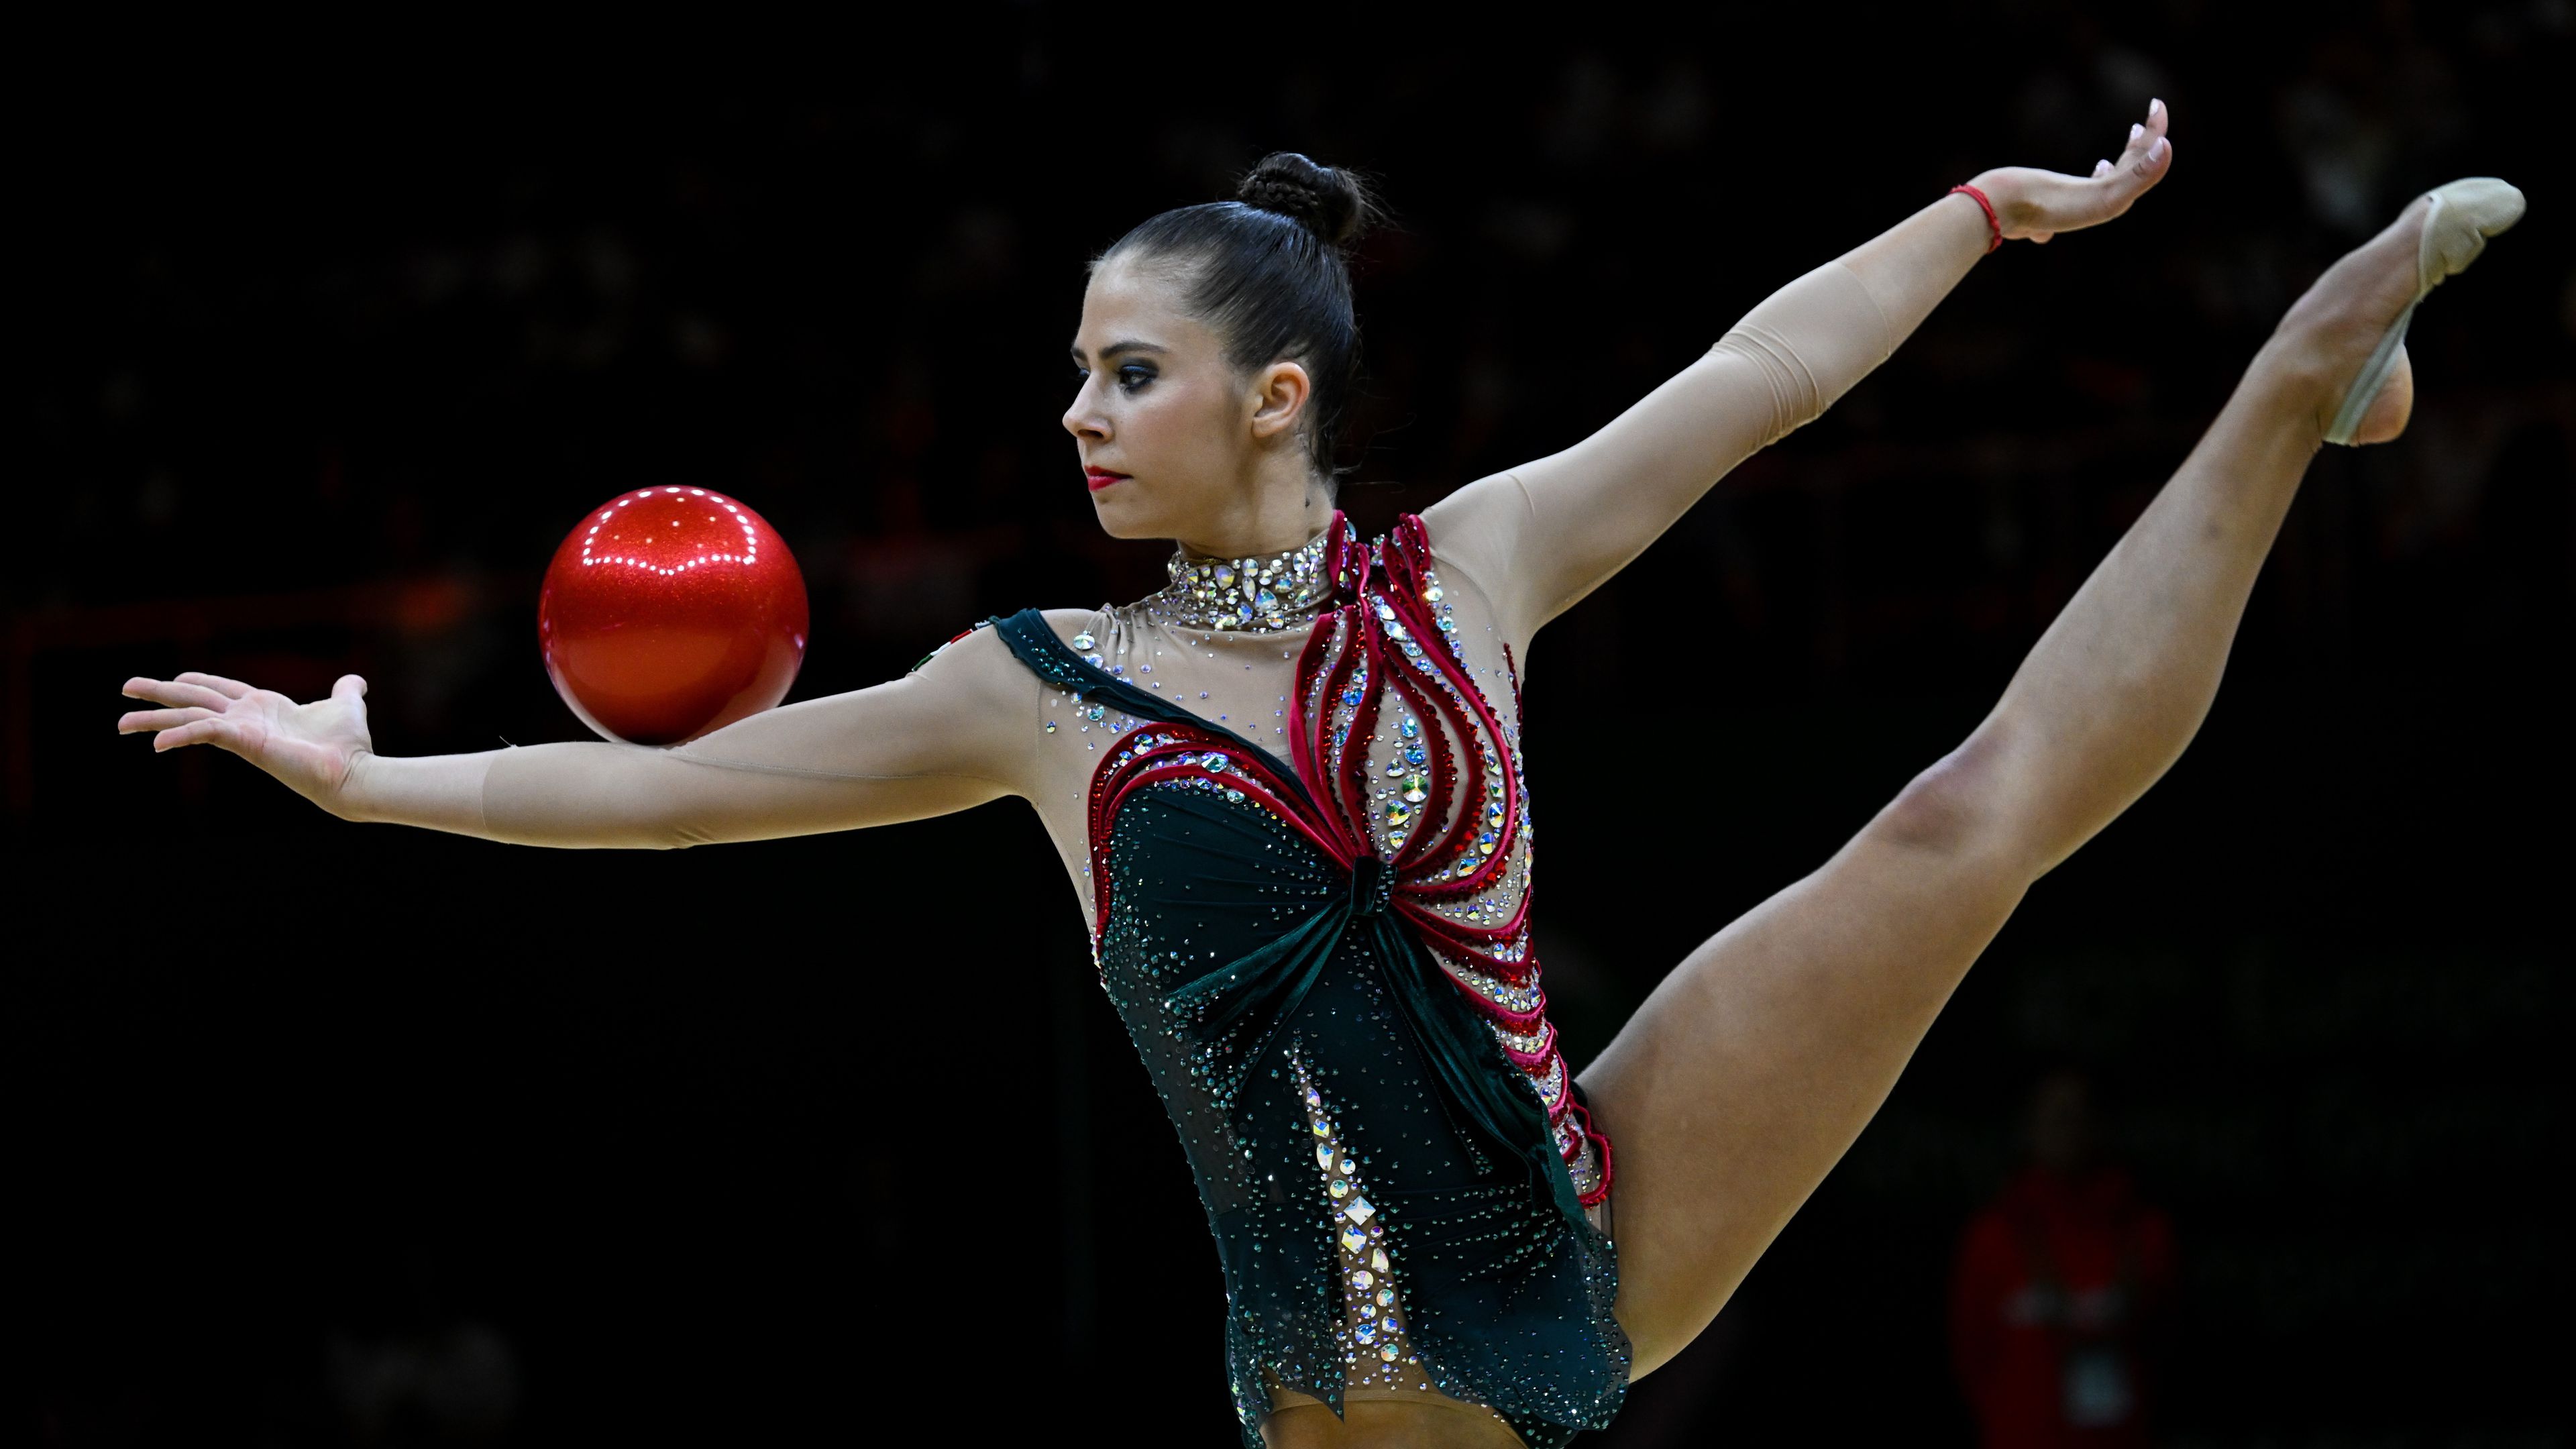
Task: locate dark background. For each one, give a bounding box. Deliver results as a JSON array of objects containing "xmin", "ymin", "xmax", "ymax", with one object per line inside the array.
[{"xmin": 17, "ymin": 5, "xmax": 2570, "ymax": 1446}]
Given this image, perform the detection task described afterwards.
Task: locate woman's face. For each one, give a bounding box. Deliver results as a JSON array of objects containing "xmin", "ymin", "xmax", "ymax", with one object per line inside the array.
[{"xmin": 1064, "ymin": 254, "xmax": 1302, "ymax": 543}]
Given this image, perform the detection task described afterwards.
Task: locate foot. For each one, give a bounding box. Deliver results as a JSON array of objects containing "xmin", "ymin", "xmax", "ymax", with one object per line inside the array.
[{"xmin": 2270, "ymin": 178, "xmax": 2526, "ymax": 446}]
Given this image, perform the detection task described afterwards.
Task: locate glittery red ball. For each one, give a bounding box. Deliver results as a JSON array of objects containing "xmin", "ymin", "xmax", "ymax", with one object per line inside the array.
[{"xmin": 538, "ymin": 488, "xmax": 808, "ymax": 745}]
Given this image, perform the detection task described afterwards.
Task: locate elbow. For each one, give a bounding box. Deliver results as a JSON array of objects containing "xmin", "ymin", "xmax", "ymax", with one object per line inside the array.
[{"xmin": 1709, "ymin": 329, "xmax": 1821, "ymax": 442}]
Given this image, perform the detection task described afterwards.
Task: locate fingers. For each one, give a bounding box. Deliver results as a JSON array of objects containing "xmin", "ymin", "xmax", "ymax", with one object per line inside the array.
[
  {"xmin": 175, "ymin": 671, "xmax": 254, "ymax": 699},
  {"xmin": 2124, "ymin": 97, "xmax": 2169, "ymax": 155},
  {"xmin": 2093, "ymin": 159, "xmax": 2113, "ymax": 179},
  {"xmin": 121, "ymin": 677, "xmax": 235, "ymax": 712},
  {"xmin": 2121, "ymin": 98, "xmax": 2171, "ymax": 184},
  {"xmin": 153, "ymin": 716, "xmax": 245, "ymax": 753},
  {"xmin": 2131, "ymin": 134, "xmax": 2173, "ymax": 186},
  {"xmin": 331, "ymin": 674, "xmax": 369, "ymax": 703},
  {"xmin": 118, "ymin": 706, "xmax": 215, "ymax": 735}
]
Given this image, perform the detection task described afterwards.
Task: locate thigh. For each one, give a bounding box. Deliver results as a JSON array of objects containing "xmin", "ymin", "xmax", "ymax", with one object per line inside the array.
[{"xmin": 1575, "ymin": 805, "xmax": 2028, "ymax": 1375}]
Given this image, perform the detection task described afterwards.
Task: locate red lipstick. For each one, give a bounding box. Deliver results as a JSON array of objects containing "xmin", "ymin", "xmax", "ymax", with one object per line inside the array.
[{"xmin": 1085, "ymin": 468, "xmax": 1129, "ymax": 492}]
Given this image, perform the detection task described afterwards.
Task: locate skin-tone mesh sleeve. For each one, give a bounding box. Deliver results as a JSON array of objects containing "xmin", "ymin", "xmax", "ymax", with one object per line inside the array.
[
  {"xmin": 343, "ymin": 625, "xmax": 1038, "ymax": 848},
  {"xmin": 1422, "ymin": 191, "xmax": 1994, "ymax": 651},
  {"xmin": 1707, "ymin": 260, "xmax": 1896, "ymax": 439}
]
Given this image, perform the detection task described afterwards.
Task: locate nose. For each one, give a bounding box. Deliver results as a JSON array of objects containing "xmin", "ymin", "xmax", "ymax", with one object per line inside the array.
[{"xmin": 1063, "ymin": 378, "xmax": 1108, "ymax": 443}]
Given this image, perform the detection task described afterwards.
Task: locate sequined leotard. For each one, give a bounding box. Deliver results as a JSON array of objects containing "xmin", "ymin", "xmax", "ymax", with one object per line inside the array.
[{"xmin": 969, "ymin": 513, "xmax": 1624, "ymax": 1446}]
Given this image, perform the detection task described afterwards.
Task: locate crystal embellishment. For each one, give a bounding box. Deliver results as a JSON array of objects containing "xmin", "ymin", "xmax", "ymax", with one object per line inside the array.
[
  {"xmin": 1146, "ymin": 520, "xmax": 1346, "ymax": 632},
  {"xmin": 1288, "ymin": 1046, "xmax": 1422, "ymax": 1393}
]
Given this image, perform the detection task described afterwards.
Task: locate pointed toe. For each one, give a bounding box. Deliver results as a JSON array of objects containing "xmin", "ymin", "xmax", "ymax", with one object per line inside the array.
[
  {"xmin": 2419, "ymin": 177, "xmax": 2526, "ymax": 290},
  {"xmin": 2324, "ymin": 176, "xmax": 2524, "ymax": 446}
]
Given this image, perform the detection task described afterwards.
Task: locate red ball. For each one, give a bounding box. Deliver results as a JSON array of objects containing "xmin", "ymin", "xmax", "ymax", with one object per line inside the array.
[{"xmin": 538, "ymin": 487, "xmax": 809, "ymax": 745}]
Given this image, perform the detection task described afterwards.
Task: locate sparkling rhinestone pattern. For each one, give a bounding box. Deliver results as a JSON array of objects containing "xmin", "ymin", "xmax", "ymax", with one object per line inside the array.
[
  {"xmin": 1145, "ymin": 523, "xmax": 1342, "ymax": 632},
  {"xmin": 1289, "ymin": 1047, "xmax": 1432, "ymax": 1387}
]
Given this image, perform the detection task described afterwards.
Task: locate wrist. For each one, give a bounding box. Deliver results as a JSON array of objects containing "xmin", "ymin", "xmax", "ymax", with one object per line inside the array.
[
  {"xmin": 1963, "ymin": 171, "xmax": 2031, "ymax": 239},
  {"xmin": 335, "ymin": 749, "xmax": 380, "ymax": 822}
]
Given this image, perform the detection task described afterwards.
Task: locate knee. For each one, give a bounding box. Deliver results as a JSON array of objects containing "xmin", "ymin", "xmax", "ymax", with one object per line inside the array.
[{"xmin": 1871, "ymin": 729, "xmax": 2031, "ymax": 878}]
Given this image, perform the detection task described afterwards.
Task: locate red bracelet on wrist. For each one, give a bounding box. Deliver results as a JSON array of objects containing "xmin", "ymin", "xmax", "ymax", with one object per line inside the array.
[{"xmin": 1949, "ymin": 183, "xmax": 2002, "ymax": 253}]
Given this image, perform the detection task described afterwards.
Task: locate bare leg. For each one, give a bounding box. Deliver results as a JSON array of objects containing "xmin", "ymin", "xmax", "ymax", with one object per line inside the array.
[{"xmin": 1578, "ymin": 192, "xmax": 2459, "ymax": 1374}]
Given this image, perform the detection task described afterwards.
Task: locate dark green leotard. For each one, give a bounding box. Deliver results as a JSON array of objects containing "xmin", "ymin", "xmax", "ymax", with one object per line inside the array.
[{"xmin": 990, "ymin": 513, "xmax": 1627, "ymax": 1446}]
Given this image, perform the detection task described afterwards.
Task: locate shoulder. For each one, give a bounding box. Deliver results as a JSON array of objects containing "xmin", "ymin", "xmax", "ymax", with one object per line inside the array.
[
  {"xmin": 914, "ymin": 606, "xmax": 1103, "ymax": 657},
  {"xmin": 1416, "ymin": 472, "xmax": 1534, "ymax": 542},
  {"xmin": 1374, "ymin": 509, "xmax": 1509, "ymax": 651},
  {"xmin": 1030, "ymin": 605, "xmax": 1113, "ymax": 651},
  {"xmin": 1413, "ymin": 478, "xmax": 1532, "ymax": 605},
  {"xmin": 896, "ymin": 621, "xmax": 1019, "ymax": 712},
  {"xmin": 912, "ymin": 606, "xmax": 1114, "ymax": 686}
]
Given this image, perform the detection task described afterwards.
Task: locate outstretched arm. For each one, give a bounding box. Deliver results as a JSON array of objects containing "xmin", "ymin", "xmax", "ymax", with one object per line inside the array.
[
  {"xmin": 117, "ymin": 625, "xmax": 1037, "ymax": 848},
  {"xmin": 1424, "ymin": 101, "xmax": 2175, "ymax": 652}
]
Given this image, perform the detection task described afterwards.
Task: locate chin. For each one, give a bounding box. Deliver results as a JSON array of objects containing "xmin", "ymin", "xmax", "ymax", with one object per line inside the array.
[{"xmin": 1089, "ymin": 491, "xmax": 1167, "ymax": 541}]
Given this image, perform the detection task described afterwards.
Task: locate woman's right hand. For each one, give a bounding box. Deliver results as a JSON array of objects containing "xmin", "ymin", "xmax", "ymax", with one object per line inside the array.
[{"xmin": 118, "ymin": 672, "xmax": 376, "ymax": 815}]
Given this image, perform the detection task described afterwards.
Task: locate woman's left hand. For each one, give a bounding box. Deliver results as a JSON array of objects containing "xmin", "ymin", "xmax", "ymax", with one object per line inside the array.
[{"xmin": 1972, "ymin": 97, "xmax": 2174, "ymax": 244}]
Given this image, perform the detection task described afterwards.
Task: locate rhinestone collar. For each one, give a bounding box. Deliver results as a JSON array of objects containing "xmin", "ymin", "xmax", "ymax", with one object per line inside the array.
[{"xmin": 1144, "ymin": 515, "xmax": 1353, "ymax": 632}]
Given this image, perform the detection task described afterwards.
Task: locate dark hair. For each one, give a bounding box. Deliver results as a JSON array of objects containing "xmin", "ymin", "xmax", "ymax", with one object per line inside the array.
[{"xmin": 1099, "ymin": 152, "xmax": 1380, "ymax": 478}]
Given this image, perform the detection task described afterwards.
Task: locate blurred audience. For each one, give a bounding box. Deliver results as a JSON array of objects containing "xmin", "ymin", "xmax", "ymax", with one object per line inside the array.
[
  {"xmin": 328, "ymin": 1320, "xmax": 518, "ymax": 1446},
  {"xmin": 1950, "ymin": 1071, "xmax": 2175, "ymax": 1449}
]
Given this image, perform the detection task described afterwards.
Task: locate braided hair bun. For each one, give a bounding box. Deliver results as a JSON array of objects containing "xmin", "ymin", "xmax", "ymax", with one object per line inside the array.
[{"xmin": 1236, "ymin": 152, "xmax": 1379, "ymax": 250}]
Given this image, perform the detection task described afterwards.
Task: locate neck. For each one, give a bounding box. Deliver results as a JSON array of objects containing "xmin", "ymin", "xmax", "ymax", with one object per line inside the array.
[
  {"xmin": 1174, "ymin": 472, "xmax": 1336, "ymax": 559},
  {"xmin": 1150, "ymin": 511, "xmax": 1346, "ymax": 633}
]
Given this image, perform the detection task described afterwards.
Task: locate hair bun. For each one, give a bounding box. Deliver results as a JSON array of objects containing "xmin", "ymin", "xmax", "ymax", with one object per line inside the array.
[{"xmin": 1237, "ymin": 152, "xmax": 1379, "ymax": 249}]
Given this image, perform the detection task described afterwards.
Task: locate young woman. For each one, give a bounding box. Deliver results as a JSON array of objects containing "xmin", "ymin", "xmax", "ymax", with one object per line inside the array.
[{"xmin": 118, "ymin": 111, "xmax": 2520, "ymax": 1447}]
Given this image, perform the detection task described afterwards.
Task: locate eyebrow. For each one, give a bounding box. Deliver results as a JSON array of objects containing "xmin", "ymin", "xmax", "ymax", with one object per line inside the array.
[{"xmin": 1071, "ymin": 338, "xmax": 1169, "ymax": 364}]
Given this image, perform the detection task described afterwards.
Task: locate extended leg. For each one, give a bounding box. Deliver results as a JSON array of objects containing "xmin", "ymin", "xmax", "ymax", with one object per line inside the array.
[{"xmin": 1577, "ymin": 189, "xmax": 2500, "ymax": 1375}]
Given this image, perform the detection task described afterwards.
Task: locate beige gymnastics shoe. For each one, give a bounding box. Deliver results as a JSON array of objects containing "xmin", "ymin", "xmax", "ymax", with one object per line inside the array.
[{"xmin": 2323, "ymin": 177, "xmax": 2527, "ymax": 446}]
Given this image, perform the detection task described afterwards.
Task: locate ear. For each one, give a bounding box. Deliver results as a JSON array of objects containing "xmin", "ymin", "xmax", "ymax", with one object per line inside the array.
[{"xmin": 1246, "ymin": 360, "xmax": 1313, "ymax": 444}]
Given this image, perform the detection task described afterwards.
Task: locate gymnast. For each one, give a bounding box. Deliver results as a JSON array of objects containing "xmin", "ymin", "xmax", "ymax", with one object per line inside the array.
[{"xmin": 119, "ymin": 103, "xmax": 2522, "ymax": 1446}]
